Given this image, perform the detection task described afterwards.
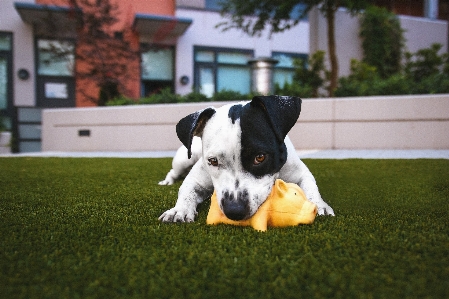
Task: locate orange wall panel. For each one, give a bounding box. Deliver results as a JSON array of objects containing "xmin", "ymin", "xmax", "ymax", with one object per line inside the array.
[
  {"xmin": 36, "ymin": 0, "xmax": 166, "ymax": 106},
  {"xmin": 37, "ymin": 0, "xmax": 174, "ymax": 16}
]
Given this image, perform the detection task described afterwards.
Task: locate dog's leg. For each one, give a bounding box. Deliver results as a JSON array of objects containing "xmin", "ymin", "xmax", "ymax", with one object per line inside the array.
[
  {"xmin": 295, "ymin": 161, "xmax": 335, "ymax": 216},
  {"xmin": 159, "ymin": 138, "xmax": 202, "ymax": 185},
  {"xmin": 281, "ymin": 139, "xmax": 335, "ymax": 216},
  {"xmin": 159, "ymin": 159, "xmax": 213, "ymax": 222},
  {"xmin": 158, "ymin": 146, "xmax": 193, "ymax": 185}
]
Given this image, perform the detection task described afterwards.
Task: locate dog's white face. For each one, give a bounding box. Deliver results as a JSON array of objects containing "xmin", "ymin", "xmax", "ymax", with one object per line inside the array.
[
  {"xmin": 200, "ymin": 105, "xmax": 278, "ymax": 220},
  {"xmin": 159, "ymin": 95, "xmax": 334, "ymax": 223}
]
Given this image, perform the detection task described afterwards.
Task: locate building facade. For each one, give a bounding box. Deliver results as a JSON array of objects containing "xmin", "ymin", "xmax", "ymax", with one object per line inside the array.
[
  {"xmin": 0, "ymin": 0, "xmax": 448, "ymax": 152},
  {"xmin": 1, "ymin": 0, "xmax": 309, "ymax": 151}
]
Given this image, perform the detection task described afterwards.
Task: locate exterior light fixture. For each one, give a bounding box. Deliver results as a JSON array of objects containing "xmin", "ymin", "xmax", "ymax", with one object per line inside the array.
[
  {"xmin": 180, "ymin": 75, "xmax": 189, "ymax": 85},
  {"xmin": 17, "ymin": 69, "xmax": 30, "ymax": 80}
]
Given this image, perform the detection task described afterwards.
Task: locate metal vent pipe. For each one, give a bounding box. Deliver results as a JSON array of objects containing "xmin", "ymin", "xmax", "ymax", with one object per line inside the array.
[{"xmin": 248, "ymin": 57, "xmax": 279, "ymax": 95}]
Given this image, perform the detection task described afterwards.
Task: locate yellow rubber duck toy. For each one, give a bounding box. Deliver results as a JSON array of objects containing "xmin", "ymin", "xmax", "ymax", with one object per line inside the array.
[{"xmin": 206, "ymin": 179, "xmax": 317, "ymax": 232}]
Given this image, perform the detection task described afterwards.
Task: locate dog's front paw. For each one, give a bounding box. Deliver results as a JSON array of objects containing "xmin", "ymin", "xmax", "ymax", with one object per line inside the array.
[
  {"xmin": 158, "ymin": 169, "xmax": 177, "ymax": 185},
  {"xmin": 158, "ymin": 207, "xmax": 197, "ymax": 223},
  {"xmin": 316, "ymin": 202, "xmax": 335, "ymax": 216},
  {"xmin": 158, "ymin": 178, "xmax": 174, "ymax": 186}
]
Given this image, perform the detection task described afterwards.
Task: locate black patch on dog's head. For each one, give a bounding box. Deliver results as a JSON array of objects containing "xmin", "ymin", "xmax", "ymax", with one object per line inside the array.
[
  {"xmin": 239, "ymin": 95, "xmax": 301, "ymax": 177},
  {"xmin": 228, "ymin": 104, "xmax": 243, "ymax": 124},
  {"xmin": 176, "ymin": 107, "xmax": 216, "ymax": 159}
]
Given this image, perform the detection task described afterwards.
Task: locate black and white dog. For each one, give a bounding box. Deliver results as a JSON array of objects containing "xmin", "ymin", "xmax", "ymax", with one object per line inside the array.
[{"xmin": 159, "ymin": 95, "xmax": 334, "ymax": 223}]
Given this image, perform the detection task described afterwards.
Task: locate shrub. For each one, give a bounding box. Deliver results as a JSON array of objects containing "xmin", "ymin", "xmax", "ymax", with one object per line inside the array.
[
  {"xmin": 335, "ymin": 43, "xmax": 449, "ymax": 97},
  {"xmin": 360, "ymin": 6, "xmax": 404, "ymax": 78},
  {"xmin": 180, "ymin": 91, "xmax": 209, "ymax": 103},
  {"xmin": 138, "ymin": 87, "xmax": 182, "ymax": 104},
  {"xmin": 405, "ymin": 43, "xmax": 445, "ymax": 82},
  {"xmin": 105, "ymin": 95, "xmax": 136, "ymax": 106},
  {"xmin": 275, "ymin": 81, "xmax": 315, "ymax": 98},
  {"xmin": 211, "ymin": 89, "xmax": 246, "ymax": 102},
  {"xmin": 275, "ymin": 51, "xmax": 328, "ymax": 98}
]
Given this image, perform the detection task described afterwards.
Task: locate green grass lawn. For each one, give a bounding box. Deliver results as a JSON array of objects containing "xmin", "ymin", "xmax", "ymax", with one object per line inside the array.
[{"xmin": 1, "ymin": 158, "xmax": 448, "ymax": 299}]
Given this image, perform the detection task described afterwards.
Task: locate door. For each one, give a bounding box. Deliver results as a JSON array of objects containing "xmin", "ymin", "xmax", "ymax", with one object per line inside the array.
[
  {"xmin": 36, "ymin": 76, "xmax": 75, "ymax": 108},
  {"xmin": 36, "ymin": 39, "xmax": 75, "ymax": 108}
]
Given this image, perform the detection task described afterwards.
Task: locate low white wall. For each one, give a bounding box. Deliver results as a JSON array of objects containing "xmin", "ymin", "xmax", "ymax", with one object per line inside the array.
[
  {"xmin": 42, "ymin": 94, "xmax": 449, "ymax": 152},
  {"xmin": 0, "ymin": 132, "xmax": 11, "ymax": 154}
]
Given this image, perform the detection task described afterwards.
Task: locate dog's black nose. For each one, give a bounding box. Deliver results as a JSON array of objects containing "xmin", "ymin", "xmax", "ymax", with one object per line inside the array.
[{"xmin": 221, "ymin": 190, "xmax": 249, "ymax": 221}]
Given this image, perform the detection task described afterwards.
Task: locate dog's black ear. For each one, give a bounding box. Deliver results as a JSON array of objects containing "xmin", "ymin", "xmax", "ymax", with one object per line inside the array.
[
  {"xmin": 176, "ymin": 107, "xmax": 216, "ymax": 159},
  {"xmin": 250, "ymin": 95, "xmax": 302, "ymax": 142}
]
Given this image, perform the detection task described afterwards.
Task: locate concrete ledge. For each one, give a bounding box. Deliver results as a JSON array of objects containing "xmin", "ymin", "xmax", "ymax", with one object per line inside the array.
[
  {"xmin": 0, "ymin": 132, "xmax": 11, "ymax": 154},
  {"xmin": 42, "ymin": 94, "xmax": 449, "ymax": 152}
]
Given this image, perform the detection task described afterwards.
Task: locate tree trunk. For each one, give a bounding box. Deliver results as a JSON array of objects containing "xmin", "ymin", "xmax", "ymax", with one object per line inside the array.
[{"xmin": 326, "ymin": 5, "xmax": 338, "ymax": 97}]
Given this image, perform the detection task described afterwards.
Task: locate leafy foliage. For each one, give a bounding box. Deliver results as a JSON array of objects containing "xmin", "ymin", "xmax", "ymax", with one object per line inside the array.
[
  {"xmin": 360, "ymin": 6, "xmax": 404, "ymax": 78},
  {"xmin": 335, "ymin": 43, "xmax": 449, "ymax": 97},
  {"xmin": 217, "ymin": 0, "xmax": 371, "ymax": 97},
  {"xmin": 44, "ymin": 0, "xmax": 140, "ymax": 105},
  {"xmin": 106, "ymin": 88, "xmax": 254, "ymax": 106},
  {"xmin": 275, "ymin": 51, "xmax": 329, "ymax": 98}
]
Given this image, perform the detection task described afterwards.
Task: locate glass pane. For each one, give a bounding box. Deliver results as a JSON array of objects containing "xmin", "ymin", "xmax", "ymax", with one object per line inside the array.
[
  {"xmin": 205, "ymin": 0, "xmax": 222, "ymax": 10},
  {"xmin": 141, "ymin": 48, "xmax": 173, "ymax": 80},
  {"xmin": 272, "ymin": 53, "xmax": 296, "ymax": 68},
  {"xmin": 217, "ymin": 52, "xmax": 252, "ymax": 65},
  {"xmin": 18, "ymin": 108, "xmax": 42, "ymax": 122},
  {"xmin": 19, "ymin": 124, "xmax": 41, "ymax": 139},
  {"xmin": 19, "ymin": 141, "xmax": 41, "ymax": 153},
  {"xmin": 0, "ymin": 35, "xmax": 11, "ymax": 51},
  {"xmin": 217, "ymin": 66, "xmax": 250, "ymax": 94},
  {"xmin": 199, "ymin": 67, "xmax": 214, "ymax": 98},
  {"xmin": 38, "ymin": 40, "xmax": 74, "ymax": 76},
  {"xmin": 195, "ymin": 51, "xmax": 214, "ymax": 62},
  {"xmin": 273, "ymin": 69, "xmax": 294, "ymax": 88},
  {"xmin": 290, "ymin": 4, "xmax": 308, "ymax": 20},
  {"xmin": 0, "ymin": 57, "xmax": 7, "ymax": 109}
]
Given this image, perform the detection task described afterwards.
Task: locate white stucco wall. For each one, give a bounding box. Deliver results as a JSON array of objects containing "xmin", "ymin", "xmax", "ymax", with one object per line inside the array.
[
  {"xmin": 0, "ymin": 0, "xmax": 36, "ymax": 107},
  {"xmin": 174, "ymin": 8, "xmax": 310, "ymax": 95},
  {"xmin": 42, "ymin": 94, "xmax": 449, "ymax": 152},
  {"xmin": 309, "ymin": 7, "xmax": 448, "ymax": 78}
]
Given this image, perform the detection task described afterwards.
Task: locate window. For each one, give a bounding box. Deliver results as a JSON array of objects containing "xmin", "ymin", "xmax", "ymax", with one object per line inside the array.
[
  {"xmin": 272, "ymin": 52, "xmax": 308, "ymax": 89},
  {"xmin": 194, "ymin": 47, "xmax": 253, "ymax": 97},
  {"xmin": 141, "ymin": 46, "xmax": 174, "ymax": 96},
  {"xmin": 205, "ymin": 0, "xmax": 222, "ymax": 11},
  {"xmin": 37, "ymin": 39, "xmax": 74, "ymax": 76},
  {"xmin": 0, "ymin": 32, "xmax": 13, "ymax": 130},
  {"xmin": 0, "ymin": 34, "xmax": 12, "ymax": 51},
  {"xmin": 36, "ymin": 39, "xmax": 76, "ymax": 108}
]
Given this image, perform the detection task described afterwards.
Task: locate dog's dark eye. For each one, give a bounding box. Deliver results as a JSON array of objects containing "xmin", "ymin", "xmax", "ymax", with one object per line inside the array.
[
  {"xmin": 208, "ymin": 157, "xmax": 219, "ymax": 166},
  {"xmin": 254, "ymin": 153, "xmax": 266, "ymax": 165}
]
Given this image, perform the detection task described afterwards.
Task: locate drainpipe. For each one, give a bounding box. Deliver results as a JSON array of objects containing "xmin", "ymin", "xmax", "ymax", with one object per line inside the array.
[{"xmin": 248, "ymin": 57, "xmax": 278, "ymax": 95}]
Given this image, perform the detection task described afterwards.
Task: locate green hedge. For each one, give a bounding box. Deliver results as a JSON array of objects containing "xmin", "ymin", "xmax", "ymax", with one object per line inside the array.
[
  {"xmin": 106, "ymin": 88, "xmax": 259, "ymax": 106},
  {"xmin": 335, "ymin": 44, "xmax": 449, "ymax": 97}
]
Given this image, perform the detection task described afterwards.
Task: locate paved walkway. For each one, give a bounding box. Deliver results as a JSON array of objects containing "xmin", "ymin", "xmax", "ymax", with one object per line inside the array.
[{"xmin": 2, "ymin": 150, "xmax": 449, "ymax": 159}]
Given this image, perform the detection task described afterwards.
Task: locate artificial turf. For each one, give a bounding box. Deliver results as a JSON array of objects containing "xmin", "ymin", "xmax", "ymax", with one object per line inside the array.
[{"xmin": 0, "ymin": 157, "xmax": 448, "ymax": 299}]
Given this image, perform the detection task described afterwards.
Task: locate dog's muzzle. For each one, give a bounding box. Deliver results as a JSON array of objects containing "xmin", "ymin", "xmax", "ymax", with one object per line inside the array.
[{"xmin": 221, "ymin": 189, "xmax": 250, "ymax": 221}]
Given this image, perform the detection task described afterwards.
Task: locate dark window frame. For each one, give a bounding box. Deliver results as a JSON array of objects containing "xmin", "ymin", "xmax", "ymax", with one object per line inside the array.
[
  {"xmin": 193, "ymin": 46, "xmax": 254, "ymax": 96},
  {"xmin": 272, "ymin": 51, "xmax": 308, "ymax": 88},
  {"xmin": 140, "ymin": 44, "xmax": 175, "ymax": 97},
  {"xmin": 34, "ymin": 37, "xmax": 76, "ymax": 108},
  {"xmin": 0, "ymin": 31, "xmax": 14, "ymax": 129}
]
